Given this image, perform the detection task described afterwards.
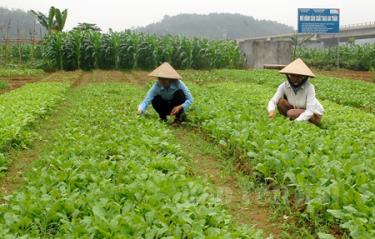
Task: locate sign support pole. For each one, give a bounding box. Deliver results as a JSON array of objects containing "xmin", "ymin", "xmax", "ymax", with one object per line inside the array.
[{"xmin": 336, "ymin": 35, "xmax": 340, "ymax": 70}]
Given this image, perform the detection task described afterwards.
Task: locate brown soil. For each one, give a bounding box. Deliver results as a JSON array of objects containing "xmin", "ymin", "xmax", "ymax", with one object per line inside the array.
[
  {"xmin": 0, "ymin": 71, "xmax": 84, "ymax": 95},
  {"xmin": 0, "ymin": 76, "xmax": 44, "ymax": 95},
  {"xmin": 92, "ymin": 70, "xmax": 124, "ymax": 83},
  {"xmin": 7, "ymin": 78, "xmax": 38, "ymax": 88},
  {"xmin": 0, "ymin": 150, "xmax": 38, "ymax": 197},
  {"xmin": 127, "ymin": 71, "xmax": 152, "ymax": 85},
  {"xmin": 41, "ymin": 71, "xmax": 83, "ymax": 83},
  {"xmin": 174, "ymin": 127, "xmax": 282, "ymax": 238},
  {"xmin": 71, "ymin": 71, "xmax": 91, "ymax": 88},
  {"xmin": 316, "ymin": 69, "xmax": 375, "ymax": 83},
  {"xmin": 89, "ymin": 70, "xmax": 151, "ymax": 85}
]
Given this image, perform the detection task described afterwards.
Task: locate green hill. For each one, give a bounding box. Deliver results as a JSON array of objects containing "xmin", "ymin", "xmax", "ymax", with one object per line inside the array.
[{"xmin": 136, "ymin": 13, "xmax": 294, "ymax": 40}]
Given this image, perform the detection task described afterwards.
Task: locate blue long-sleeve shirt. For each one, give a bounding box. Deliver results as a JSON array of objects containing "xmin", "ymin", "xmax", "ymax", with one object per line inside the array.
[{"xmin": 138, "ymin": 80, "xmax": 193, "ymax": 113}]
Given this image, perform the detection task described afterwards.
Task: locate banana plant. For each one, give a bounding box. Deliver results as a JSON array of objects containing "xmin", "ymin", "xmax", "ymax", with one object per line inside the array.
[{"xmin": 30, "ymin": 6, "xmax": 68, "ymax": 33}]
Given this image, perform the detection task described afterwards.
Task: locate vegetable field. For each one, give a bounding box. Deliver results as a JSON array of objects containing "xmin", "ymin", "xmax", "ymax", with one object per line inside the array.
[
  {"xmin": 0, "ymin": 69, "xmax": 374, "ymax": 238},
  {"xmin": 0, "ymin": 81, "xmax": 262, "ymax": 238},
  {"xmin": 186, "ymin": 83, "xmax": 375, "ymax": 238},
  {"xmin": 182, "ymin": 70, "xmax": 375, "ymax": 237},
  {"xmin": 183, "ymin": 69, "xmax": 375, "ymax": 114}
]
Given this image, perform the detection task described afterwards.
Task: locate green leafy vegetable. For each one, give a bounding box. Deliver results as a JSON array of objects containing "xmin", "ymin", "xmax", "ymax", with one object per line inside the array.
[
  {"xmin": 185, "ymin": 73, "xmax": 375, "ymax": 238},
  {"xmin": 0, "ymin": 82, "xmax": 69, "ymax": 170},
  {"xmin": 0, "ymin": 83, "xmax": 262, "ymax": 238}
]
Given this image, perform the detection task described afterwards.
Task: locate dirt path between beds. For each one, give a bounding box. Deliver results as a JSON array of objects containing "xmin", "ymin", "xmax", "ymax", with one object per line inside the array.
[
  {"xmin": 173, "ymin": 127, "xmax": 283, "ymax": 238},
  {"xmin": 0, "ymin": 71, "xmax": 86, "ymax": 199}
]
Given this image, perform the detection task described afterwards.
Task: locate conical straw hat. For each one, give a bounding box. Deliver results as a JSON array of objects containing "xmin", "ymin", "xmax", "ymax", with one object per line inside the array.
[
  {"xmin": 279, "ymin": 58, "xmax": 315, "ymax": 78},
  {"xmin": 148, "ymin": 62, "xmax": 182, "ymax": 80}
]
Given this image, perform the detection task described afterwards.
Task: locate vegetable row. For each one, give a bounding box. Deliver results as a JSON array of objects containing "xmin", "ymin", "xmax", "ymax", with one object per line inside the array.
[
  {"xmin": 182, "ymin": 69, "xmax": 375, "ymax": 114},
  {"xmin": 0, "ymin": 82, "xmax": 69, "ymax": 170},
  {"xmin": 0, "ymin": 83, "xmax": 262, "ymax": 238},
  {"xmin": 188, "ymin": 82, "xmax": 375, "ymax": 238}
]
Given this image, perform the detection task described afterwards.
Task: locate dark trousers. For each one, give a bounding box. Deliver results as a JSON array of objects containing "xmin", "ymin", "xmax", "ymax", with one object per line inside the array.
[
  {"xmin": 152, "ymin": 90, "xmax": 186, "ymax": 120},
  {"xmin": 277, "ymin": 98, "xmax": 322, "ymax": 125}
]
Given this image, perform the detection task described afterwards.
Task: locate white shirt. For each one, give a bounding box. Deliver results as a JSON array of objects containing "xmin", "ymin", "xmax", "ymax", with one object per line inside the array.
[{"xmin": 267, "ymin": 81, "xmax": 324, "ymax": 121}]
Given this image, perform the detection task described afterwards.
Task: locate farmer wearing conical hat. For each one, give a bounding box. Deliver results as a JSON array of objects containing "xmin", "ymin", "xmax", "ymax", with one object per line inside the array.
[
  {"xmin": 267, "ymin": 58, "xmax": 324, "ymax": 125},
  {"xmin": 138, "ymin": 62, "xmax": 193, "ymax": 124}
]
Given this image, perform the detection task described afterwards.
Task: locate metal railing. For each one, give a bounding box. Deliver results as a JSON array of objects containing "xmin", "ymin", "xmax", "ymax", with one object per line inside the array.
[{"xmin": 341, "ymin": 22, "xmax": 375, "ymax": 31}]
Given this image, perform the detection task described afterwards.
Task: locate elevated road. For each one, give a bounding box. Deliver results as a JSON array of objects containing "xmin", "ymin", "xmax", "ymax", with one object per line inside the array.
[{"xmin": 237, "ymin": 22, "xmax": 375, "ymax": 46}]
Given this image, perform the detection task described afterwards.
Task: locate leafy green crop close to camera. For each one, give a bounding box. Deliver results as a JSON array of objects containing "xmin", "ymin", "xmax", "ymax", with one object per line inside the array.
[
  {"xmin": 184, "ymin": 74, "xmax": 375, "ymax": 238},
  {"xmin": 0, "ymin": 83, "xmax": 262, "ymax": 238},
  {"xmin": 0, "ymin": 82, "xmax": 69, "ymax": 170}
]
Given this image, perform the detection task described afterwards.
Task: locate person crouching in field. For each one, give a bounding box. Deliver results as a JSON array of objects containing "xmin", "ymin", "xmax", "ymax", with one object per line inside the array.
[
  {"xmin": 267, "ymin": 58, "xmax": 324, "ymax": 125},
  {"xmin": 138, "ymin": 62, "xmax": 193, "ymax": 124}
]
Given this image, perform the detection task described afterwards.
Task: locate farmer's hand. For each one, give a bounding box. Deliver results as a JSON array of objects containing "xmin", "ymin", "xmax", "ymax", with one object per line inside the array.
[
  {"xmin": 268, "ymin": 111, "xmax": 276, "ymax": 119},
  {"xmin": 171, "ymin": 105, "xmax": 183, "ymax": 115}
]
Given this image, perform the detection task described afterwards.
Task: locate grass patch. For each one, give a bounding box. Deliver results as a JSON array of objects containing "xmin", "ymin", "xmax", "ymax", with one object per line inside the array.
[
  {"xmin": 0, "ymin": 80, "xmax": 8, "ymax": 89},
  {"xmin": 0, "ymin": 68, "xmax": 45, "ymax": 77}
]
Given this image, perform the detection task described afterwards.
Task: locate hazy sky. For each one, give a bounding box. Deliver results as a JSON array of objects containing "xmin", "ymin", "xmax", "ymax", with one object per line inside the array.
[{"xmin": 1, "ymin": 0, "xmax": 374, "ymax": 31}]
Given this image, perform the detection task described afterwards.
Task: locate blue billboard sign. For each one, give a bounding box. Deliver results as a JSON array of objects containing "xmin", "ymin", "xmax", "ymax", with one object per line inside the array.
[{"xmin": 298, "ymin": 8, "xmax": 340, "ymax": 33}]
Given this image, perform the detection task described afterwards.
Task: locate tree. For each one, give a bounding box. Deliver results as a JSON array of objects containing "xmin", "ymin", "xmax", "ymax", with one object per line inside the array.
[
  {"xmin": 30, "ymin": 6, "xmax": 68, "ymax": 33},
  {"xmin": 291, "ymin": 33, "xmax": 314, "ymax": 57},
  {"xmin": 73, "ymin": 23, "xmax": 101, "ymax": 32}
]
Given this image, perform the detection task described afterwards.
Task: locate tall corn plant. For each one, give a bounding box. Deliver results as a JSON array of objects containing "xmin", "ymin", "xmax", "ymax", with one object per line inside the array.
[
  {"xmin": 41, "ymin": 30, "xmax": 245, "ymax": 71},
  {"xmin": 118, "ymin": 31, "xmax": 137, "ymax": 69},
  {"xmin": 42, "ymin": 32, "xmax": 64, "ymax": 70},
  {"xmin": 230, "ymin": 42, "xmax": 246, "ymax": 68},
  {"xmin": 80, "ymin": 30, "xmax": 100, "ymax": 70},
  {"xmin": 156, "ymin": 35, "xmax": 174, "ymax": 65},
  {"xmin": 61, "ymin": 31, "xmax": 81, "ymax": 70},
  {"xmin": 136, "ymin": 34, "xmax": 158, "ymax": 69},
  {"xmin": 191, "ymin": 38, "xmax": 211, "ymax": 69},
  {"xmin": 171, "ymin": 36, "xmax": 193, "ymax": 69},
  {"xmin": 98, "ymin": 32, "xmax": 119, "ymax": 69}
]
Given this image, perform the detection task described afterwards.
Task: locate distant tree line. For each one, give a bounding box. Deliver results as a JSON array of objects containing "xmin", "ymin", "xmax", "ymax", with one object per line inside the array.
[
  {"xmin": 1, "ymin": 9, "xmax": 294, "ymax": 41},
  {"xmin": 0, "ymin": 7, "xmax": 47, "ymax": 40},
  {"xmin": 136, "ymin": 13, "xmax": 294, "ymax": 40}
]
